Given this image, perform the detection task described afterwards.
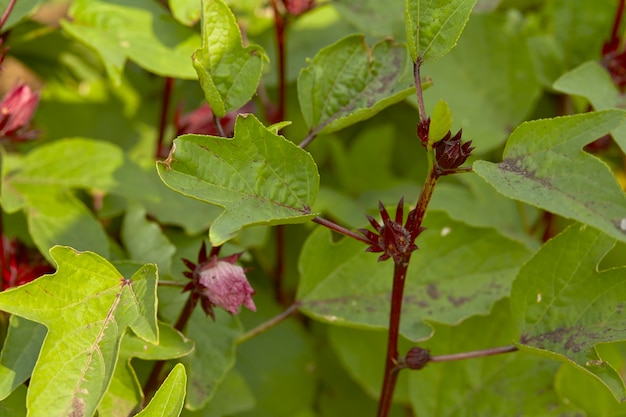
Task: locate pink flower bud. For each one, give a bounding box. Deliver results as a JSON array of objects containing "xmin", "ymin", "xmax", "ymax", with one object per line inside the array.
[
  {"xmin": 0, "ymin": 84, "xmax": 40, "ymax": 142},
  {"xmin": 198, "ymin": 259, "xmax": 256, "ymax": 315}
]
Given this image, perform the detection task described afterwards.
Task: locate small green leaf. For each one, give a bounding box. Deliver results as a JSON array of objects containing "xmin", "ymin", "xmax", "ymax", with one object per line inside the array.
[
  {"xmin": 511, "ymin": 224, "xmax": 626, "ymax": 401},
  {"xmin": 553, "ymin": 61, "xmax": 626, "ymax": 153},
  {"xmin": 298, "ymin": 34, "xmax": 414, "ymax": 136},
  {"xmin": 428, "ymin": 99, "xmax": 453, "ymax": 144},
  {"xmin": 192, "ymin": 0, "xmax": 266, "ymax": 117},
  {"xmin": 0, "ymin": 247, "xmax": 158, "ymax": 417},
  {"xmin": 135, "ymin": 364, "xmax": 187, "ymax": 417},
  {"xmin": 61, "ymin": 0, "xmax": 199, "ymax": 85},
  {"xmin": 404, "ymin": 0, "xmax": 477, "ymax": 63},
  {"xmin": 157, "ymin": 114, "xmax": 319, "ymax": 246},
  {"xmin": 298, "ymin": 211, "xmax": 531, "ymax": 341},
  {"xmin": 0, "ymin": 316, "xmax": 46, "ymax": 400},
  {"xmin": 474, "ymin": 110, "xmax": 626, "ymax": 244}
]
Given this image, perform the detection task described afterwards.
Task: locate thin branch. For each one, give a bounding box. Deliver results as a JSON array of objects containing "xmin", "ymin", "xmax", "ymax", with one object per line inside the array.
[
  {"xmin": 213, "ymin": 114, "xmax": 226, "ymax": 137},
  {"xmin": 155, "ymin": 77, "xmax": 174, "ymax": 158},
  {"xmin": 0, "ymin": 0, "xmax": 16, "ymax": 33},
  {"xmin": 312, "ymin": 216, "xmax": 372, "ymax": 245},
  {"xmin": 298, "ymin": 130, "xmax": 317, "ymax": 148},
  {"xmin": 236, "ymin": 302, "xmax": 300, "ymax": 344},
  {"xmin": 157, "ymin": 280, "xmax": 185, "ymax": 288},
  {"xmin": 428, "ymin": 345, "xmax": 518, "ymax": 363},
  {"xmin": 413, "ymin": 58, "xmax": 427, "ymax": 122}
]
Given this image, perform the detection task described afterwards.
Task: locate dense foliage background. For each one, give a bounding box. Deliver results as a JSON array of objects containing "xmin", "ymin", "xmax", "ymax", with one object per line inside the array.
[{"xmin": 2, "ymin": 0, "xmax": 626, "ymax": 416}]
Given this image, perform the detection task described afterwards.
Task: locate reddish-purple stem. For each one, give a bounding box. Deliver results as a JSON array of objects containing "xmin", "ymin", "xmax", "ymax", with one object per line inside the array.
[
  {"xmin": 428, "ymin": 345, "xmax": 518, "ymax": 363},
  {"xmin": 376, "ymin": 262, "xmax": 409, "ymax": 417},
  {"xmin": 0, "ymin": 0, "xmax": 16, "ymax": 33},
  {"xmin": 311, "ymin": 216, "xmax": 373, "ymax": 245},
  {"xmin": 270, "ymin": 0, "xmax": 287, "ymax": 121},
  {"xmin": 610, "ymin": 0, "xmax": 626, "ymax": 46},
  {"xmin": 155, "ymin": 77, "xmax": 174, "ymax": 158}
]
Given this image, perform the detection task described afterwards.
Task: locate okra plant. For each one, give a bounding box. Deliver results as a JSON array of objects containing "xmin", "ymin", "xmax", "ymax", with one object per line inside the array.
[{"xmin": 1, "ymin": 0, "xmax": 626, "ymax": 416}]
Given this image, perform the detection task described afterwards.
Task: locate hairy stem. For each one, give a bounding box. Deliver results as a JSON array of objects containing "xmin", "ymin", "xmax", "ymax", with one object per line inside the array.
[
  {"xmin": 236, "ymin": 302, "xmax": 300, "ymax": 344},
  {"xmin": 377, "ymin": 261, "xmax": 410, "ymax": 417},
  {"xmin": 413, "ymin": 58, "xmax": 427, "ymax": 122},
  {"xmin": 155, "ymin": 77, "xmax": 174, "ymax": 158},
  {"xmin": 412, "ymin": 167, "xmax": 439, "ymax": 231},
  {"xmin": 142, "ymin": 294, "xmax": 195, "ymax": 406},
  {"xmin": 312, "ymin": 216, "xmax": 373, "ymax": 245},
  {"xmin": 428, "ymin": 345, "xmax": 518, "ymax": 363}
]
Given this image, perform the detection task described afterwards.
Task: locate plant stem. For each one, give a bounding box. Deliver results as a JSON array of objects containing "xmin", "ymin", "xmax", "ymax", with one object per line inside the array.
[
  {"xmin": 298, "ymin": 130, "xmax": 316, "ymax": 148},
  {"xmin": 311, "ymin": 216, "xmax": 373, "ymax": 245},
  {"xmin": 213, "ymin": 114, "xmax": 226, "ymax": 137},
  {"xmin": 142, "ymin": 294, "xmax": 195, "ymax": 406},
  {"xmin": 412, "ymin": 167, "xmax": 439, "ymax": 230},
  {"xmin": 413, "ymin": 59, "xmax": 427, "ymax": 122},
  {"xmin": 0, "ymin": 0, "xmax": 16, "ymax": 33},
  {"xmin": 157, "ymin": 280, "xmax": 185, "ymax": 288},
  {"xmin": 428, "ymin": 345, "xmax": 518, "ymax": 363},
  {"xmin": 377, "ymin": 261, "xmax": 410, "ymax": 417},
  {"xmin": 236, "ymin": 302, "xmax": 300, "ymax": 344},
  {"xmin": 270, "ymin": 0, "xmax": 287, "ymax": 122},
  {"xmin": 609, "ymin": 0, "xmax": 625, "ymax": 46},
  {"xmin": 155, "ymin": 77, "xmax": 174, "ymax": 158}
]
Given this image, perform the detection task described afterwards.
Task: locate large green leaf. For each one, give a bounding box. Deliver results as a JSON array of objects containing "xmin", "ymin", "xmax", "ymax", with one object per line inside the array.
[
  {"xmin": 61, "ymin": 0, "xmax": 199, "ymax": 85},
  {"xmin": 157, "ymin": 114, "xmax": 319, "ymax": 246},
  {"xmin": 474, "ymin": 110, "xmax": 626, "ymax": 244},
  {"xmin": 0, "ymin": 247, "xmax": 158, "ymax": 417},
  {"xmin": 511, "ymin": 224, "xmax": 626, "ymax": 401},
  {"xmin": 297, "ymin": 34, "xmax": 414, "ymax": 137},
  {"xmin": 408, "ymin": 300, "xmax": 580, "ymax": 416},
  {"xmin": 417, "ymin": 12, "xmax": 542, "ymax": 153},
  {"xmin": 553, "ymin": 61, "xmax": 626, "ymax": 153},
  {"xmin": 135, "ymin": 364, "xmax": 187, "ymax": 417},
  {"xmin": 99, "ymin": 322, "xmax": 194, "ymax": 417},
  {"xmin": 192, "ymin": 0, "xmax": 266, "ymax": 117},
  {"xmin": 297, "ymin": 211, "xmax": 531, "ymax": 341},
  {"xmin": 0, "ymin": 316, "xmax": 46, "ymax": 400},
  {"xmin": 404, "ymin": 0, "xmax": 477, "ymax": 63}
]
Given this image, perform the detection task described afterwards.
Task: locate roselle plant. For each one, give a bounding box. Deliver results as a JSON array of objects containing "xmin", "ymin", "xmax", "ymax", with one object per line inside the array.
[{"xmin": 2, "ymin": 0, "xmax": 626, "ymax": 416}]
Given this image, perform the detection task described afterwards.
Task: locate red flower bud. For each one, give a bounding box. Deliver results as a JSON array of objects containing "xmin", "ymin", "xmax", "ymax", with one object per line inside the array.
[
  {"xmin": 198, "ymin": 258, "xmax": 256, "ymax": 315},
  {"xmin": 434, "ymin": 129, "xmax": 474, "ymax": 175},
  {"xmin": 0, "ymin": 84, "xmax": 40, "ymax": 142},
  {"xmin": 283, "ymin": 0, "xmax": 315, "ymax": 16},
  {"xmin": 417, "ymin": 118, "xmax": 430, "ymax": 148},
  {"xmin": 404, "ymin": 347, "xmax": 430, "ymax": 370}
]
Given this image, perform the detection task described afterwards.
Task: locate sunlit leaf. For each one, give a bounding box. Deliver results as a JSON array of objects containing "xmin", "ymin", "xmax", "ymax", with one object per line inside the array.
[
  {"xmin": 158, "ymin": 114, "xmax": 319, "ymax": 246},
  {"xmin": 0, "ymin": 247, "xmax": 158, "ymax": 417},
  {"xmin": 135, "ymin": 364, "xmax": 187, "ymax": 417}
]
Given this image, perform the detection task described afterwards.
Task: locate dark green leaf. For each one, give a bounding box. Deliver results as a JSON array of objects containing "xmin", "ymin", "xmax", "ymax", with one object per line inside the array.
[
  {"xmin": 298, "ymin": 35, "xmax": 414, "ymax": 136},
  {"xmin": 158, "ymin": 114, "xmax": 319, "ymax": 246},
  {"xmin": 511, "ymin": 224, "xmax": 626, "ymax": 401},
  {"xmin": 474, "ymin": 110, "xmax": 626, "ymax": 244}
]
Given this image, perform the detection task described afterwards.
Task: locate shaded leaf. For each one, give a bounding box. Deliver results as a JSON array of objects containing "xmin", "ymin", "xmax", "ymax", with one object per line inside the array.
[
  {"xmin": 0, "ymin": 247, "xmax": 158, "ymax": 417},
  {"xmin": 297, "ymin": 34, "xmax": 414, "ymax": 136},
  {"xmin": 135, "ymin": 364, "xmax": 187, "ymax": 417},
  {"xmin": 511, "ymin": 224, "xmax": 626, "ymax": 401},
  {"xmin": 474, "ymin": 110, "xmax": 626, "ymax": 244},
  {"xmin": 404, "ymin": 0, "xmax": 477, "ymax": 63},
  {"xmin": 553, "ymin": 61, "xmax": 626, "ymax": 153},
  {"xmin": 157, "ymin": 114, "xmax": 319, "ymax": 246},
  {"xmin": 0, "ymin": 316, "xmax": 45, "ymax": 400},
  {"xmin": 334, "ymin": 0, "xmax": 405, "ymax": 39},
  {"xmin": 61, "ymin": 0, "xmax": 199, "ymax": 85},
  {"xmin": 408, "ymin": 300, "xmax": 580, "ymax": 416},
  {"xmin": 181, "ymin": 369, "xmax": 255, "ymax": 417},
  {"xmin": 169, "ymin": 0, "xmax": 201, "ymax": 26},
  {"xmin": 0, "ymin": 0, "xmax": 39, "ymax": 32},
  {"xmin": 297, "ymin": 211, "xmax": 531, "ymax": 341},
  {"xmin": 192, "ymin": 0, "xmax": 266, "ymax": 117}
]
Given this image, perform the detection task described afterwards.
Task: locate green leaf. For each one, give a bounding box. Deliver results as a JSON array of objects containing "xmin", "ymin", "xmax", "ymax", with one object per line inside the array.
[
  {"xmin": 408, "ymin": 300, "xmax": 580, "ymax": 416},
  {"xmin": 404, "ymin": 0, "xmax": 477, "ymax": 63},
  {"xmin": 192, "ymin": 0, "xmax": 266, "ymax": 117},
  {"xmin": 334, "ymin": 0, "xmax": 405, "ymax": 39},
  {"xmin": 0, "ymin": 316, "xmax": 46, "ymax": 400},
  {"xmin": 135, "ymin": 364, "xmax": 187, "ymax": 417},
  {"xmin": 61, "ymin": 0, "xmax": 199, "ymax": 85},
  {"xmin": 157, "ymin": 114, "xmax": 319, "ymax": 246},
  {"xmin": 553, "ymin": 61, "xmax": 626, "ymax": 153},
  {"xmin": 298, "ymin": 211, "xmax": 531, "ymax": 341},
  {"xmin": 297, "ymin": 34, "xmax": 414, "ymax": 136},
  {"xmin": 474, "ymin": 110, "xmax": 626, "ymax": 244},
  {"xmin": 0, "ymin": 384, "xmax": 27, "ymax": 416},
  {"xmin": 99, "ymin": 322, "xmax": 194, "ymax": 417},
  {"xmin": 182, "ymin": 369, "xmax": 255, "ymax": 417},
  {"xmin": 417, "ymin": 12, "xmax": 542, "ymax": 152},
  {"xmin": 122, "ymin": 202, "xmax": 177, "ymax": 276},
  {"xmin": 169, "ymin": 0, "xmax": 201, "ymax": 26},
  {"xmin": 0, "ymin": 0, "xmax": 39, "ymax": 32},
  {"xmin": 0, "ymin": 247, "xmax": 158, "ymax": 417},
  {"xmin": 429, "ymin": 99, "xmax": 453, "ymax": 144},
  {"xmin": 511, "ymin": 224, "xmax": 626, "ymax": 401}
]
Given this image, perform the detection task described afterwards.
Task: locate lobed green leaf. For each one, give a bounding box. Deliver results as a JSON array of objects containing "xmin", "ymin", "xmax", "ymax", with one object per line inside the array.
[
  {"xmin": 474, "ymin": 110, "xmax": 626, "ymax": 244},
  {"xmin": 157, "ymin": 114, "xmax": 319, "ymax": 246}
]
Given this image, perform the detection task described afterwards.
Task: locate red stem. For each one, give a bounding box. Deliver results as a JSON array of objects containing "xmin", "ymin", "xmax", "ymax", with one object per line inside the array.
[
  {"xmin": 311, "ymin": 216, "xmax": 373, "ymax": 245},
  {"xmin": 0, "ymin": 0, "xmax": 16, "ymax": 33},
  {"xmin": 377, "ymin": 262, "xmax": 410, "ymax": 417},
  {"xmin": 155, "ymin": 77, "xmax": 174, "ymax": 158},
  {"xmin": 610, "ymin": 0, "xmax": 625, "ymax": 45},
  {"xmin": 270, "ymin": 0, "xmax": 287, "ymax": 122}
]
